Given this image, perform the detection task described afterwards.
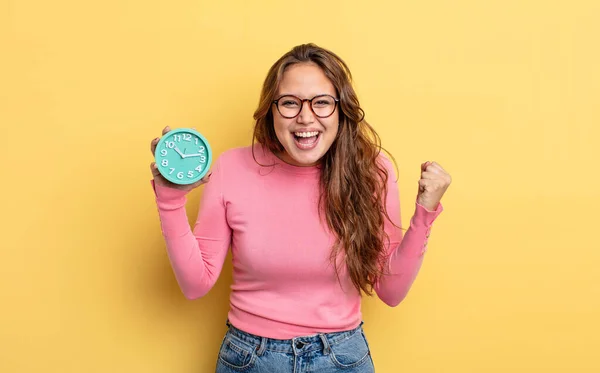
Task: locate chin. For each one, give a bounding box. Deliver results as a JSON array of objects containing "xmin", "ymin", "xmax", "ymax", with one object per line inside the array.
[{"xmin": 282, "ymin": 144, "xmax": 327, "ymax": 166}]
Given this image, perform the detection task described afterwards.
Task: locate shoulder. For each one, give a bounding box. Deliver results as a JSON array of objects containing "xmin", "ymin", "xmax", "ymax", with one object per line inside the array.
[
  {"xmin": 376, "ymin": 150, "xmax": 399, "ymax": 181},
  {"xmin": 212, "ymin": 145, "xmax": 270, "ymax": 175},
  {"xmin": 214, "ymin": 145, "xmax": 254, "ymax": 166}
]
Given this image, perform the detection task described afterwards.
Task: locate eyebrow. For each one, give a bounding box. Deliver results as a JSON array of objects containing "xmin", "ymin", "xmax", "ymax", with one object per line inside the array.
[{"xmin": 277, "ymin": 93, "xmax": 336, "ymax": 99}]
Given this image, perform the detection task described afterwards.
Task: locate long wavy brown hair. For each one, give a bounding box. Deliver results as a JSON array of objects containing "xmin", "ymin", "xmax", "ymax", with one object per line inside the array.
[{"xmin": 252, "ymin": 43, "xmax": 399, "ymax": 296}]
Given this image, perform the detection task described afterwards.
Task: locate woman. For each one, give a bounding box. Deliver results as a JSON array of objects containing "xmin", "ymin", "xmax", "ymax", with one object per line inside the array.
[{"xmin": 149, "ymin": 43, "xmax": 451, "ymax": 372}]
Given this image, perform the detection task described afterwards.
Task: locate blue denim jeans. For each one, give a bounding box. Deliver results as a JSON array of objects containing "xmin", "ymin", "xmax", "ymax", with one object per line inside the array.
[{"xmin": 215, "ymin": 320, "xmax": 375, "ymax": 372}]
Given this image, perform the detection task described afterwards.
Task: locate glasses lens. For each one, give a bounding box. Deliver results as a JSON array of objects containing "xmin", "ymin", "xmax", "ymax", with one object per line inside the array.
[
  {"xmin": 277, "ymin": 96, "xmax": 301, "ymax": 118},
  {"xmin": 311, "ymin": 95, "xmax": 336, "ymax": 117}
]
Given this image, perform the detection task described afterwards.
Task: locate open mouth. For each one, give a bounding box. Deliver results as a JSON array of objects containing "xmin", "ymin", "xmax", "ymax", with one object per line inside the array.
[{"xmin": 293, "ymin": 131, "xmax": 321, "ymax": 150}]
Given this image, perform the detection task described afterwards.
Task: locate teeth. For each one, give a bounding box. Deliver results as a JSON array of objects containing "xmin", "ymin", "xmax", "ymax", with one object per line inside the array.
[{"xmin": 294, "ymin": 131, "xmax": 319, "ymax": 138}]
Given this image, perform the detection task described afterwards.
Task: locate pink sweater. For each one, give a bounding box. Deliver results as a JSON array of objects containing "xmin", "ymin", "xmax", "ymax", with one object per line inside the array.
[{"xmin": 151, "ymin": 145, "xmax": 443, "ymax": 339}]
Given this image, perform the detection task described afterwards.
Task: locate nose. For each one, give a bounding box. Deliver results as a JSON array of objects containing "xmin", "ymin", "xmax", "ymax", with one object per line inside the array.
[{"xmin": 296, "ymin": 100, "xmax": 315, "ymax": 124}]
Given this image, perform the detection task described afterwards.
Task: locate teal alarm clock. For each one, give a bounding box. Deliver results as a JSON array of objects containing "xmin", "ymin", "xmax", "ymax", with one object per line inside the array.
[{"xmin": 154, "ymin": 128, "xmax": 212, "ymax": 185}]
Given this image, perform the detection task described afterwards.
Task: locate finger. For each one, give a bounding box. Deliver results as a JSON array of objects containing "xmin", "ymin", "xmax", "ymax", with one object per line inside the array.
[
  {"xmin": 420, "ymin": 171, "xmax": 439, "ymax": 180},
  {"xmin": 150, "ymin": 137, "xmax": 159, "ymax": 154},
  {"xmin": 150, "ymin": 162, "xmax": 161, "ymax": 177},
  {"xmin": 421, "ymin": 162, "xmax": 430, "ymax": 172},
  {"xmin": 426, "ymin": 166, "xmax": 448, "ymax": 181},
  {"xmin": 418, "ymin": 180, "xmax": 424, "ymax": 193},
  {"xmin": 424, "ymin": 165, "xmax": 444, "ymax": 175},
  {"xmin": 426, "ymin": 164, "xmax": 451, "ymax": 184},
  {"xmin": 162, "ymin": 126, "xmax": 171, "ymax": 135},
  {"xmin": 428, "ymin": 162, "xmax": 446, "ymax": 173},
  {"xmin": 418, "ymin": 179, "xmax": 429, "ymax": 195},
  {"xmin": 201, "ymin": 171, "xmax": 213, "ymax": 183},
  {"xmin": 420, "ymin": 178, "xmax": 443, "ymax": 190}
]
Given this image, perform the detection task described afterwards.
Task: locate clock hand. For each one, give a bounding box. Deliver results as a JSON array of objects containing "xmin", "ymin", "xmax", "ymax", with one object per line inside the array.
[{"xmin": 173, "ymin": 146, "xmax": 186, "ymax": 158}]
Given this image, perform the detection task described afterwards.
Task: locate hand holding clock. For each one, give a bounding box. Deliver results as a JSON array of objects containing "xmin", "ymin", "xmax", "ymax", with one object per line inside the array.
[{"xmin": 150, "ymin": 126, "xmax": 213, "ymax": 191}]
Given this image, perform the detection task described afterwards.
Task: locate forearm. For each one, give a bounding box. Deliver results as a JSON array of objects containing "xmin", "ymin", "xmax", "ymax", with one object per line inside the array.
[
  {"xmin": 151, "ymin": 181, "xmax": 220, "ymax": 299},
  {"xmin": 375, "ymin": 201, "xmax": 442, "ymax": 306}
]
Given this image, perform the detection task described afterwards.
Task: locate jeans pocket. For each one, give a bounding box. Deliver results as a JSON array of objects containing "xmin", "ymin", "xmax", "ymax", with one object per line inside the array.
[
  {"xmin": 217, "ymin": 334, "xmax": 257, "ymax": 371},
  {"xmin": 329, "ymin": 330, "xmax": 371, "ymax": 369}
]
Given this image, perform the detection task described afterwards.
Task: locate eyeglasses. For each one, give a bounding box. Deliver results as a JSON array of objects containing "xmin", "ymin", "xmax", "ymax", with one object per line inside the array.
[{"xmin": 273, "ymin": 94, "xmax": 339, "ymax": 119}]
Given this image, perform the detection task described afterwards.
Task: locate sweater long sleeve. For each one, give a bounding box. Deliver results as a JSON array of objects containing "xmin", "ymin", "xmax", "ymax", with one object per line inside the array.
[
  {"xmin": 151, "ymin": 145, "xmax": 442, "ymax": 339},
  {"xmin": 374, "ymin": 156, "xmax": 443, "ymax": 306}
]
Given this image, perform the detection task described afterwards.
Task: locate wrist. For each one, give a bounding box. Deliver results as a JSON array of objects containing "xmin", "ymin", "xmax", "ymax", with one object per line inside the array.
[{"xmin": 416, "ymin": 197, "xmax": 439, "ymax": 212}]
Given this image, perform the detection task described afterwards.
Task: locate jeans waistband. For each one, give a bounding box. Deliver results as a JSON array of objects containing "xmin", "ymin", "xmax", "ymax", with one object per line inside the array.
[{"xmin": 224, "ymin": 320, "xmax": 365, "ymax": 355}]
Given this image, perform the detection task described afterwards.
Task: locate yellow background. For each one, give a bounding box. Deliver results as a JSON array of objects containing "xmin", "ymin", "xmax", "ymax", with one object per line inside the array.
[{"xmin": 2, "ymin": 0, "xmax": 599, "ymax": 372}]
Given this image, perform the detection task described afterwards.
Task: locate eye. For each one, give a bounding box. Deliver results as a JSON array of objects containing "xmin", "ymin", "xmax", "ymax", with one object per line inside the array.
[
  {"xmin": 313, "ymin": 99, "xmax": 333, "ymax": 107},
  {"xmin": 281, "ymin": 100, "xmax": 299, "ymax": 107}
]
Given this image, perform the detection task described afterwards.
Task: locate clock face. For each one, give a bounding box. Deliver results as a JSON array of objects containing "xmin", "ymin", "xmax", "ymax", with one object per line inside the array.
[{"xmin": 154, "ymin": 128, "xmax": 212, "ymax": 185}]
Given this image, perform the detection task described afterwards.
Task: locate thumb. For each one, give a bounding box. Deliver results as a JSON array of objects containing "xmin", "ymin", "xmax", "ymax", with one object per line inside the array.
[
  {"xmin": 417, "ymin": 178, "xmax": 428, "ymax": 196},
  {"xmin": 418, "ymin": 162, "xmax": 430, "ymax": 195}
]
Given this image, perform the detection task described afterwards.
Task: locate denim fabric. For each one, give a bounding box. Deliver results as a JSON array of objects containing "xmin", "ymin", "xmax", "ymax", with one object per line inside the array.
[{"xmin": 215, "ymin": 320, "xmax": 375, "ymax": 372}]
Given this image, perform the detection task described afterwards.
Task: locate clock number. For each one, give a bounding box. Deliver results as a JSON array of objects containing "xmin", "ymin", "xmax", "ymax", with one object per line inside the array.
[
  {"xmin": 195, "ymin": 165, "xmax": 203, "ymax": 172},
  {"xmin": 200, "ymin": 155, "xmax": 206, "ymax": 163},
  {"xmin": 166, "ymin": 141, "xmax": 175, "ymax": 149},
  {"xmin": 187, "ymin": 171, "xmax": 194, "ymax": 178},
  {"xmin": 169, "ymin": 168, "xmax": 175, "ymax": 174},
  {"xmin": 160, "ymin": 149, "xmax": 167, "ymax": 156},
  {"xmin": 177, "ymin": 172, "xmax": 184, "ymax": 179},
  {"xmin": 183, "ymin": 134, "xmax": 192, "ymax": 141},
  {"xmin": 161, "ymin": 159, "xmax": 169, "ymax": 167},
  {"xmin": 173, "ymin": 135, "xmax": 182, "ymax": 142},
  {"xmin": 198, "ymin": 146, "xmax": 205, "ymax": 154},
  {"xmin": 195, "ymin": 138, "xmax": 198, "ymax": 145}
]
